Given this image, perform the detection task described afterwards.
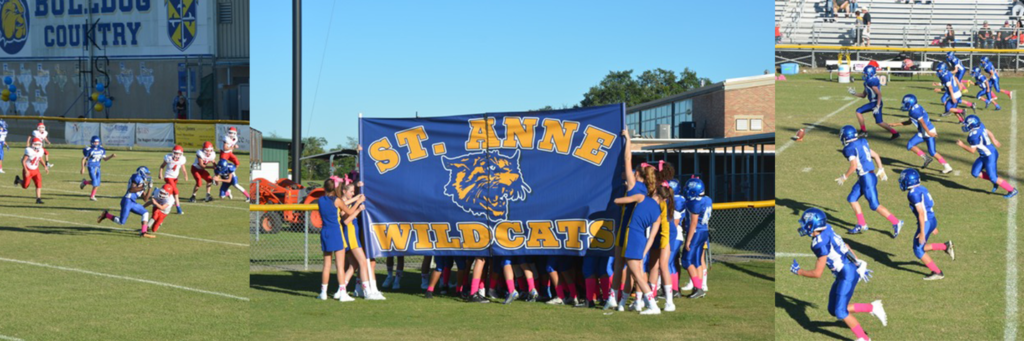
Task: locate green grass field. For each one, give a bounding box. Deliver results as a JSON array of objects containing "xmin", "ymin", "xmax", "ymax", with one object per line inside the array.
[
  {"xmin": 775, "ymin": 73, "xmax": 1024, "ymax": 340},
  {"xmin": 250, "ymin": 260, "xmax": 772, "ymax": 341},
  {"xmin": 0, "ymin": 148, "xmax": 250, "ymax": 341}
]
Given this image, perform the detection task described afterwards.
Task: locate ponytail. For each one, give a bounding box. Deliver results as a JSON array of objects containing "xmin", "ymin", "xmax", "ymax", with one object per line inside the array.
[
  {"xmin": 638, "ymin": 165, "xmax": 658, "ymax": 196},
  {"xmin": 657, "ymin": 181, "xmax": 674, "ymax": 213}
]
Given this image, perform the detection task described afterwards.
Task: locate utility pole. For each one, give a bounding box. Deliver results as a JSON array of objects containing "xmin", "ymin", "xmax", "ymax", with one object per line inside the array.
[{"xmin": 291, "ymin": 0, "xmax": 302, "ymax": 182}]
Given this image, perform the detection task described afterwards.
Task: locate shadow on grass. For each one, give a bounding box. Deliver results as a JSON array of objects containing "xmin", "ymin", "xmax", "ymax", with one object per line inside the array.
[
  {"xmin": 718, "ymin": 262, "xmax": 774, "ymax": 282},
  {"xmin": 0, "ymin": 204, "xmax": 107, "ymax": 212},
  {"xmin": 775, "ymin": 292, "xmax": 852, "ymax": 340},
  {"xmin": 843, "ymin": 238, "xmax": 929, "ymax": 276},
  {"xmin": 0, "ymin": 225, "xmax": 135, "ymax": 238},
  {"xmin": 250, "ymin": 270, "xmax": 392, "ymax": 298},
  {"xmin": 776, "ymin": 197, "xmax": 856, "ymax": 229}
]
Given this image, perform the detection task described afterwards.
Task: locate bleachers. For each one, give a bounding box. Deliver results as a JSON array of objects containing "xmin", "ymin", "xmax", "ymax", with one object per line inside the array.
[{"xmin": 776, "ymin": 0, "xmax": 1015, "ymax": 47}]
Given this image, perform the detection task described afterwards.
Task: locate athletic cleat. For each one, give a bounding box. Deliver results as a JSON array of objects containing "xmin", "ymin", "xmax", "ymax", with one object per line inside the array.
[
  {"xmin": 602, "ymin": 296, "xmax": 617, "ymax": 310},
  {"xmin": 995, "ymin": 104, "xmax": 1003, "ymax": 111},
  {"xmin": 924, "ymin": 271, "xmax": 945, "ymax": 280},
  {"xmin": 391, "ymin": 277, "xmax": 401, "ymax": 290},
  {"xmin": 189, "ymin": 195, "xmax": 196, "ymax": 203},
  {"xmin": 460, "ymin": 290, "xmax": 470, "ymax": 300},
  {"xmin": 941, "ymin": 163, "xmax": 953, "ymax": 174},
  {"xmin": 687, "ymin": 289, "xmax": 706, "ymax": 299},
  {"xmin": 889, "ymin": 132, "xmax": 900, "ymax": 140},
  {"xmin": 35, "ymin": 198, "xmax": 43, "ymax": 204},
  {"xmin": 525, "ymin": 290, "xmax": 538, "ymax": 302},
  {"xmin": 98, "ymin": 210, "xmax": 109, "ymax": 223},
  {"xmin": 141, "ymin": 233, "xmax": 156, "ymax": 239},
  {"xmin": 681, "ymin": 280, "xmax": 694, "ymax": 291},
  {"xmin": 546, "ymin": 297, "xmax": 563, "ymax": 305},
  {"xmin": 204, "ymin": 195, "xmax": 213, "ymax": 202},
  {"xmin": 382, "ymin": 275, "xmax": 394, "ymax": 288},
  {"xmin": 946, "ymin": 240, "xmax": 955, "ymax": 260},
  {"xmin": 469, "ymin": 293, "xmax": 490, "ymax": 303},
  {"xmin": 870, "ymin": 300, "xmax": 887, "ymax": 326},
  {"xmin": 922, "ymin": 155, "xmax": 934, "ymax": 169},
  {"xmin": 1005, "ymin": 189, "xmax": 1019, "ymax": 199},
  {"xmin": 664, "ymin": 299, "xmax": 676, "ymax": 312},
  {"xmin": 317, "ymin": 292, "xmax": 328, "ymax": 301},
  {"xmin": 858, "ymin": 131, "xmax": 868, "ymax": 138},
  {"xmin": 354, "ymin": 284, "xmax": 364, "ymax": 298},
  {"xmin": 639, "ymin": 299, "xmax": 662, "ymax": 315},
  {"xmin": 89, "ymin": 197, "xmax": 97, "ymax": 201},
  {"xmin": 673, "ymin": 290, "xmax": 683, "ymax": 298},
  {"xmin": 487, "ymin": 288, "xmax": 499, "ymax": 300},
  {"xmin": 13, "ymin": 175, "xmax": 21, "ymax": 185},
  {"xmin": 365, "ymin": 291, "xmax": 386, "ymax": 301},
  {"xmin": 503, "ymin": 290, "xmax": 519, "ymax": 304},
  {"xmin": 424, "ymin": 291, "xmax": 434, "ymax": 299},
  {"xmin": 849, "ymin": 225, "xmax": 869, "ymax": 234},
  {"xmin": 892, "ymin": 220, "xmax": 903, "ymax": 239},
  {"xmin": 627, "ymin": 300, "xmax": 639, "ymax": 312},
  {"xmin": 940, "ymin": 111, "xmax": 952, "ymax": 117},
  {"xmin": 568, "ymin": 297, "xmax": 579, "ymax": 307},
  {"xmin": 993, "ymin": 185, "xmax": 1000, "ymax": 193},
  {"xmin": 0, "ymin": 169, "xmax": 4, "ymax": 173},
  {"xmin": 80, "ymin": 179, "xmax": 87, "ymax": 189}
]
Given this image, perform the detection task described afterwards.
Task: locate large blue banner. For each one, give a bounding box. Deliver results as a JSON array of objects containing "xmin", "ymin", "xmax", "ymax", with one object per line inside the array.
[{"xmin": 359, "ymin": 104, "xmax": 626, "ymax": 257}]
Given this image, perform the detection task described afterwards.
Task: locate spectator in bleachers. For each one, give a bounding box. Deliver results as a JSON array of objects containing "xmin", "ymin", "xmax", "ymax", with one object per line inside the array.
[
  {"xmin": 823, "ymin": 0, "xmax": 836, "ymax": 23},
  {"xmin": 1013, "ymin": 0, "xmax": 1024, "ymax": 19},
  {"xmin": 836, "ymin": 0, "xmax": 852, "ymax": 17},
  {"xmin": 999, "ymin": 21, "xmax": 1014, "ymax": 49},
  {"xmin": 941, "ymin": 24, "xmax": 956, "ymax": 47},
  {"xmin": 979, "ymin": 21, "xmax": 995, "ymax": 49},
  {"xmin": 1013, "ymin": 20, "xmax": 1022, "ymax": 49},
  {"xmin": 776, "ymin": 23, "xmax": 782, "ymax": 44},
  {"xmin": 860, "ymin": 7, "xmax": 871, "ymax": 46}
]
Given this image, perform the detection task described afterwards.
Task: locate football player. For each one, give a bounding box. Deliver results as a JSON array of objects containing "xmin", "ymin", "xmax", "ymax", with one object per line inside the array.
[
  {"xmin": 956, "ymin": 115, "xmax": 1018, "ymax": 198},
  {"xmin": 791, "ymin": 208, "xmax": 887, "ymax": 341},
  {"xmin": 220, "ymin": 126, "xmax": 240, "ymax": 166},
  {"xmin": 981, "ymin": 56, "xmax": 1013, "ymax": 99},
  {"xmin": 682, "ymin": 178, "xmax": 711, "ymax": 300},
  {"xmin": 972, "ymin": 67, "xmax": 1001, "ymax": 110},
  {"xmin": 0, "ymin": 119, "xmax": 8, "ymax": 173},
  {"xmin": 189, "ymin": 141, "xmax": 218, "ymax": 203},
  {"xmin": 212, "ymin": 159, "xmax": 250, "ymax": 201},
  {"xmin": 26, "ymin": 123, "xmax": 53, "ymax": 168},
  {"xmin": 13, "ymin": 138, "xmax": 48, "ymax": 204},
  {"xmin": 79, "ymin": 136, "xmax": 116, "ymax": 201},
  {"xmin": 889, "ymin": 94, "xmax": 953, "ymax": 173},
  {"xmin": 142, "ymin": 183, "xmax": 177, "ymax": 237},
  {"xmin": 848, "ymin": 66, "xmax": 900, "ymax": 140},
  {"xmin": 837, "ymin": 125, "xmax": 904, "ymax": 237},
  {"xmin": 936, "ymin": 63, "xmax": 976, "ymax": 123},
  {"xmin": 898, "ymin": 169, "xmax": 955, "ymax": 280},
  {"xmin": 98, "ymin": 166, "xmax": 154, "ymax": 238},
  {"xmin": 158, "ymin": 145, "xmax": 188, "ymax": 214},
  {"xmin": 946, "ymin": 51, "xmax": 970, "ymax": 91}
]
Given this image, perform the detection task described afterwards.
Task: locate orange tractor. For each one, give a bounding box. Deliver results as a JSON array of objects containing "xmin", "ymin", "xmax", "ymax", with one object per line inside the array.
[{"xmin": 251, "ymin": 178, "xmax": 329, "ymax": 234}]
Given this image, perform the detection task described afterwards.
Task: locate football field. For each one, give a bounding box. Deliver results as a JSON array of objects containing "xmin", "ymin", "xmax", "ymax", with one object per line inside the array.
[
  {"xmin": 0, "ymin": 148, "xmax": 250, "ymax": 341},
  {"xmin": 775, "ymin": 73, "xmax": 1024, "ymax": 340}
]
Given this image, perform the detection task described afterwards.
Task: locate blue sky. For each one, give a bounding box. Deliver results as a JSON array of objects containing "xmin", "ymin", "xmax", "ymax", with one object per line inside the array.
[{"xmin": 252, "ymin": 0, "xmax": 773, "ymax": 148}]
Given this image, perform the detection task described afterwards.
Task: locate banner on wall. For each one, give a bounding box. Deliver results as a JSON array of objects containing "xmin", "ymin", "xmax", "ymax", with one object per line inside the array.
[
  {"xmin": 64, "ymin": 122, "xmax": 100, "ymax": 146},
  {"xmin": 215, "ymin": 124, "xmax": 250, "ymax": 152},
  {"xmin": 174, "ymin": 122, "xmax": 217, "ymax": 150},
  {"xmin": 100, "ymin": 123, "xmax": 135, "ymax": 147},
  {"xmin": 360, "ymin": 104, "xmax": 626, "ymax": 257},
  {"xmin": 0, "ymin": 0, "xmax": 215, "ymax": 59},
  {"xmin": 135, "ymin": 123, "xmax": 175, "ymax": 148}
]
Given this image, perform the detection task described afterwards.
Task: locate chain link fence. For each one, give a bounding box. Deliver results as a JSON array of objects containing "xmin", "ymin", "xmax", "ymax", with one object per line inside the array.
[{"xmin": 250, "ymin": 202, "xmax": 775, "ymax": 272}]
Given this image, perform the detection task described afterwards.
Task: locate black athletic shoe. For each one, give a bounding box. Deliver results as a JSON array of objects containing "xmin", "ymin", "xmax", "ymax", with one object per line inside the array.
[
  {"xmin": 469, "ymin": 293, "xmax": 490, "ymax": 303},
  {"xmin": 204, "ymin": 195, "xmax": 213, "ymax": 202},
  {"xmin": 460, "ymin": 291, "xmax": 470, "ymax": 300},
  {"xmin": 524, "ymin": 291, "xmax": 537, "ymax": 302},
  {"xmin": 889, "ymin": 132, "xmax": 901, "ymax": 140},
  {"xmin": 574, "ymin": 299, "xmax": 589, "ymax": 308},
  {"xmin": 673, "ymin": 291, "xmax": 683, "ymax": 298},
  {"xmin": 858, "ymin": 131, "xmax": 868, "ymax": 138},
  {"xmin": 35, "ymin": 198, "xmax": 43, "ymax": 204},
  {"xmin": 13, "ymin": 175, "xmax": 21, "ymax": 185},
  {"xmin": 424, "ymin": 291, "xmax": 434, "ymax": 299},
  {"xmin": 687, "ymin": 288, "xmax": 706, "ymax": 299},
  {"xmin": 188, "ymin": 195, "xmax": 196, "ymax": 203}
]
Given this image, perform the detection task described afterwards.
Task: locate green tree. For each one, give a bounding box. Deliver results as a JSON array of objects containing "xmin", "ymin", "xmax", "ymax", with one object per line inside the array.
[{"xmin": 579, "ymin": 68, "xmax": 711, "ymax": 108}]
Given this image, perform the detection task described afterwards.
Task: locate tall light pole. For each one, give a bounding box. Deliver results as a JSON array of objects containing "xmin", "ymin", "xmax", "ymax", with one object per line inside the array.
[{"xmin": 291, "ymin": 0, "xmax": 302, "ymax": 182}]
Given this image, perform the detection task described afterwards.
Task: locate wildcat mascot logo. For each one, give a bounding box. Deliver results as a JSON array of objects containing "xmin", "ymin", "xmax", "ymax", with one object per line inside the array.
[
  {"xmin": 441, "ymin": 150, "xmax": 531, "ymax": 222},
  {"xmin": 0, "ymin": 0, "xmax": 29, "ymax": 55}
]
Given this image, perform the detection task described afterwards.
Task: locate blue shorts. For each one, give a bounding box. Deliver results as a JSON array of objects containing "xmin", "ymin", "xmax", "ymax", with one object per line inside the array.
[
  {"xmin": 499, "ymin": 256, "xmax": 527, "ymax": 267},
  {"xmin": 117, "ymin": 198, "xmax": 147, "ymax": 225},
  {"xmin": 621, "ymin": 225, "xmax": 649, "ymax": 260},
  {"xmin": 828, "ymin": 265, "xmax": 860, "ymax": 319},
  {"xmin": 912, "ymin": 217, "xmax": 939, "ymax": 259},
  {"xmin": 667, "ymin": 238, "xmax": 683, "ymax": 274},
  {"xmin": 88, "ymin": 166, "xmax": 102, "ymax": 186},
  {"xmin": 944, "ymin": 94, "xmax": 962, "ymax": 112},
  {"xmin": 684, "ymin": 230, "xmax": 709, "ymax": 268},
  {"xmin": 907, "ymin": 134, "xmax": 937, "ymax": 156},
  {"xmin": 856, "ymin": 102, "xmax": 883, "ymax": 123},
  {"xmin": 990, "ymin": 77, "xmax": 1002, "ymax": 92},
  {"xmin": 582, "ymin": 255, "xmax": 613, "ymax": 278},
  {"xmin": 847, "ymin": 172, "xmax": 881, "ymax": 211},
  {"xmin": 434, "ymin": 256, "xmax": 453, "ymax": 272},
  {"xmin": 545, "ymin": 256, "xmax": 569, "ymax": 273},
  {"xmin": 0, "ymin": 144, "xmax": 4, "ymax": 160},
  {"xmin": 972, "ymin": 151, "xmax": 1000, "ymax": 185},
  {"xmin": 955, "ymin": 69, "xmax": 965, "ymax": 82}
]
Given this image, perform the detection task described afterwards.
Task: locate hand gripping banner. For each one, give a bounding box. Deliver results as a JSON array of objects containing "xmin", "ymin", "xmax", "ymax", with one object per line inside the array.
[{"xmin": 360, "ymin": 103, "xmax": 626, "ymax": 257}]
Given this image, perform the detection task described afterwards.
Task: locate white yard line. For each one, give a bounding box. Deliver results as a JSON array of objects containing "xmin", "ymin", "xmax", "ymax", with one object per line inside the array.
[
  {"xmin": 0, "ymin": 334, "xmax": 24, "ymax": 341},
  {"xmin": 775, "ymin": 252, "xmax": 816, "ymax": 258},
  {"xmin": 0, "ymin": 212, "xmax": 248, "ymax": 247},
  {"xmin": 0, "ymin": 256, "xmax": 249, "ymax": 301},
  {"xmin": 1006, "ymin": 91, "xmax": 1019, "ymax": 341},
  {"xmin": 778, "ymin": 98, "xmax": 860, "ymax": 155}
]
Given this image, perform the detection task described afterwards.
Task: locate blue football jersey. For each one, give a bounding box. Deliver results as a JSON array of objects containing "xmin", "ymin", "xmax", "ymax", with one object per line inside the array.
[
  {"xmin": 863, "ymin": 76, "xmax": 881, "ymax": 102},
  {"xmin": 673, "ymin": 194, "xmax": 686, "ymax": 241},
  {"xmin": 842, "ymin": 138, "xmax": 876, "ymax": 176},
  {"xmin": 967, "ymin": 127, "xmax": 995, "ymax": 157},
  {"xmin": 685, "ymin": 196, "xmax": 712, "ymax": 232},
  {"xmin": 984, "ymin": 61, "xmax": 996, "ymax": 76},
  {"xmin": 810, "ymin": 225, "xmax": 855, "ymax": 274},
  {"xmin": 907, "ymin": 185, "xmax": 935, "ymax": 223},
  {"xmin": 940, "ymin": 71, "xmax": 960, "ymax": 94},
  {"xmin": 976, "ymin": 73, "xmax": 990, "ymax": 90},
  {"xmin": 124, "ymin": 173, "xmax": 147, "ymax": 201},
  {"xmin": 83, "ymin": 146, "xmax": 106, "ymax": 168},
  {"xmin": 947, "ymin": 56, "xmax": 963, "ymax": 72},
  {"xmin": 907, "ymin": 104, "xmax": 935, "ymax": 136}
]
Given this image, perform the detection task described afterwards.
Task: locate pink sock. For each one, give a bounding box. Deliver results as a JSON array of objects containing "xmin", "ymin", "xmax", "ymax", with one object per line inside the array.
[
  {"xmin": 585, "ymin": 278, "xmax": 597, "ymax": 301},
  {"xmin": 505, "ymin": 279, "xmax": 515, "ymax": 294},
  {"xmin": 963, "ymin": 100, "xmax": 974, "ymax": 107},
  {"xmin": 850, "ymin": 324, "xmax": 869, "ymax": 340},
  {"xmin": 105, "ymin": 212, "xmax": 115, "ymax": 220},
  {"xmin": 671, "ymin": 275, "xmax": 679, "ymax": 292},
  {"xmin": 1000, "ymin": 181, "xmax": 1016, "ymax": 192},
  {"xmin": 915, "ymin": 150, "xmax": 926, "ymax": 157},
  {"xmin": 141, "ymin": 222, "xmax": 148, "ymax": 233},
  {"xmin": 566, "ymin": 282, "xmax": 578, "ymax": 299},
  {"xmin": 470, "ymin": 278, "xmax": 480, "ymax": 294},
  {"xmin": 889, "ymin": 128, "xmax": 898, "ymax": 134},
  {"xmin": 852, "ymin": 303, "xmax": 873, "ymax": 313},
  {"xmin": 526, "ymin": 277, "xmax": 536, "ymax": 292},
  {"xmin": 1003, "ymin": 89, "xmax": 1013, "ymax": 96},
  {"xmin": 90, "ymin": 188, "xmax": 97, "ymax": 197},
  {"xmin": 554, "ymin": 283, "xmax": 565, "ymax": 299},
  {"xmin": 930, "ymin": 243, "xmax": 948, "ymax": 251},
  {"xmin": 936, "ymin": 155, "xmax": 947, "ymax": 164},
  {"xmin": 856, "ymin": 213, "xmax": 866, "ymax": 226},
  {"xmin": 427, "ymin": 285, "xmax": 434, "ymax": 292},
  {"xmin": 925, "ymin": 261, "xmax": 942, "ymax": 273},
  {"xmin": 886, "ymin": 214, "xmax": 899, "ymax": 225},
  {"xmin": 619, "ymin": 282, "xmax": 625, "ymax": 292},
  {"xmin": 860, "ymin": 124, "xmax": 866, "ymax": 132},
  {"xmin": 691, "ymin": 276, "xmax": 702, "ymax": 290},
  {"xmin": 542, "ymin": 278, "xmax": 550, "ymax": 289},
  {"xmin": 952, "ymin": 108, "xmax": 964, "ymax": 114}
]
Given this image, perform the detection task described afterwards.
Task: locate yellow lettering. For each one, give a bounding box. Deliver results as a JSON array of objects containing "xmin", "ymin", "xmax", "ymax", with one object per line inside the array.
[
  {"xmin": 526, "ymin": 221, "xmax": 561, "ymax": 249},
  {"xmin": 372, "ymin": 223, "xmax": 412, "ymax": 252},
  {"xmin": 368, "ymin": 137, "xmax": 401, "ymax": 174},
  {"xmin": 409, "ymin": 223, "xmax": 436, "ymax": 250},
  {"xmin": 536, "ymin": 118, "xmax": 579, "ymax": 154},
  {"xmin": 501, "ymin": 117, "xmax": 538, "ymax": 149},
  {"xmin": 465, "ymin": 118, "xmax": 502, "ymax": 151},
  {"xmin": 431, "ymin": 223, "xmax": 463, "ymax": 250},
  {"xmin": 555, "ymin": 220, "xmax": 587, "ymax": 250},
  {"xmin": 572, "ymin": 125, "xmax": 616, "ymax": 166},
  {"xmin": 395, "ymin": 126, "xmax": 429, "ymax": 161},
  {"xmin": 494, "ymin": 221, "xmax": 526, "ymax": 250},
  {"xmin": 588, "ymin": 220, "xmax": 615, "ymax": 251},
  {"xmin": 457, "ymin": 222, "xmax": 492, "ymax": 250}
]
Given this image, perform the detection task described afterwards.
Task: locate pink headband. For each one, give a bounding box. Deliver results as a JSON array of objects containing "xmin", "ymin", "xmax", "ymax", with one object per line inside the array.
[
  {"xmin": 661, "ymin": 181, "xmax": 670, "ymax": 188},
  {"xmin": 328, "ymin": 175, "xmax": 343, "ymax": 188},
  {"xmin": 640, "ymin": 162, "xmax": 651, "ymax": 169},
  {"xmin": 658, "ymin": 160, "xmax": 664, "ymax": 171}
]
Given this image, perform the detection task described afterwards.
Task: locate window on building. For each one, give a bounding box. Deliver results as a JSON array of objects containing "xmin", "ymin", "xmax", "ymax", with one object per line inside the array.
[
  {"xmin": 750, "ymin": 118, "xmax": 763, "ymax": 131},
  {"xmin": 736, "ymin": 119, "xmax": 749, "ymax": 131}
]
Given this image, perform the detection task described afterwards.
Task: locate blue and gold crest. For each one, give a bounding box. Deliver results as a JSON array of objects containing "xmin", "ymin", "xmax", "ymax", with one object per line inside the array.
[
  {"xmin": 441, "ymin": 150, "xmax": 532, "ymax": 222},
  {"xmin": 166, "ymin": 0, "xmax": 198, "ymax": 51},
  {"xmin": 0, "ymin": 0, "xmax": 29, "ymax": 55}
]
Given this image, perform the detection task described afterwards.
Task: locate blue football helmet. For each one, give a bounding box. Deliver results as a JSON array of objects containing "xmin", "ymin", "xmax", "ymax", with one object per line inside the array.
[
  {"xmin": 946, "ymin": 51, "xmax": 955, "ymax": 61},
  {"xmin": 798, "ymin": 208, "xmax": 828, "ymax": 237},
  {"xmin": 667, "ymin": 179, "xmax": 681, "ymax": 195},
  {"xmin": 90, "ymin": 135, "xmax": 100, "ymax": 146},
  {"xmin": 840, "ymin": 125, "xmax": 858, "ymax": 146},
  {"xmin": 981, "ymin": 56, "xmax": 990, "ymax": 65},
  {"xmin": 901, "ymin": 94, "xmax": 918, "ymax": 111},
  {"xmin": 217, "ymin": 159, "xmax": 236, "ymax": 175},
  {"xmin": 683, "ymin": 178, "xmax": 705, "ymax": 201},
  {"xmin": 936, "ymin": 62, "xmax": 948, "ymax": 72},
  {"xmin": 962, "ymin": 114, "xmax": 981, "ymax": 132},
  {"xmin": 863, "ymin": 65, "xmax": 876, "ymax": 78},
  {"xmin": 136, "ymin": 166, "xmax": 150, "ymax": 180},
  {"xmin": 899, "ymin": 168, "xmax": 921, "ymax": 191}
]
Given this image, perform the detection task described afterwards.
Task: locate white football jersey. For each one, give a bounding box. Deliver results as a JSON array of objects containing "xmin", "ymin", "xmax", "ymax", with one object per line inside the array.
[
  {"xmin": 0, "ymin": 128, "xmax": 7, "ymax": 142},
  {"xmin": 24, "ymin": 147, "xmax": 43, "ymax": 170},
  {"xmin": 222, "ymin": 135, "xmax": 238, "ymax": 153},
  {"xmin": 153, "ymin": 189, "xmax": 175, "ymax": 214},
  {"xmin": 31, "ymin": 130, "xmax": 47, "ymax": 141},
  {"xmin": 163, "ymin": 153, "xmax": 187, "ymax": 179},
  {"xmin": 193, "ymin": 149, "xmax": 216, "ymax": 169}
]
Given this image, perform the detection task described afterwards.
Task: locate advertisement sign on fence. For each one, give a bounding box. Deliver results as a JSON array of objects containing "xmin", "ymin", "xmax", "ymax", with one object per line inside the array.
[
  {"xmin": 100, "ymin": 123, "xmax": 135, "ymax": 147},
  {"xmin": 360, "ymin": 104, "xmax": 626, "ymax": 257},
  {"xmin": 135, "ymin": 123, "xmax": 176, "ymax": 148},
  {"xmin": 64, "ymin": 122, "xmax": 100, "ymax": 146},
  {"xmin": 215, "ymin": 124, "xmax": 250, "ymax": 152},
  {"xmin": 175, "ymin": 122, "xmax": 217, "ymax": 150}
]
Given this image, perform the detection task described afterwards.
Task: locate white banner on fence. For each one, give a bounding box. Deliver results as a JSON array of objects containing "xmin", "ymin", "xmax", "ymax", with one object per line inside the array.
[
  {"xmin": 135, "ymin": 123, "xmax": 175, "ymax": 148},
  {"xmin": 215, "ymin": 124, "xmax": 250, "ymax": 152},
  {"xmin": 64, "ymin": 122, "xmax": 100, "ymax": 146},
  {"xmin": 100, "ymin": 123, "xmax": 135, "ymax": 147}
]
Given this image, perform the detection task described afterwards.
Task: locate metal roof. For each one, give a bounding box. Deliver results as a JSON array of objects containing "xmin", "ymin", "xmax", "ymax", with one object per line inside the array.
[
  {"xmin": 300, "ymin": 149, "xmax": 358, "ymax": 161},
  {"xmin": 642, "ymin": 133, "xmax": 775, "ymax": 151}
]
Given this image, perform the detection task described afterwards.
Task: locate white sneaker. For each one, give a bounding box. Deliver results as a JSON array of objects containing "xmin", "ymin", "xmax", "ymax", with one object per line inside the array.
[
  {"xmin": 338, "ymin": 291, "xmax": 355, "ymax": 302},
  {"xmin": 0, "ymin": 169, "xmax": 5, "ymax": 173},
  {"xmin": 942, "ymin": 163, "xmax": 953, "ymax": 174},
  {"xmin": 616, "ymin": 296, "xmax": 627, "ymax": 311},
  {"xmin": 681, "ymin": 280, "xmax": 694, "ymax": 291},
  {"xmin": 603, "ymin": 295, "xmax": 618, "ymax": 310},
  {"xmin": 664, "ymin": 299, "xmax": 676, "ymax": 312},
  {"xmin": 317, "ymin": 292, "xmax": 327, "ymax": 300},
  {"xmin": 639, "ymin": 300, "xmax": 662, "ymax": 315},
  {"xmin": 870, "ymin": 300, "xmax": 887, "ymax": 327},
  {"xmin": 365, "ymin": 291, "xmax": 386, "ymax": 301},
  {"xmin": 333, "ymin": 290, "xmax": 343, "ymax": 299},
  {"xmin": 854, "ymin": 338, "xmax": 869, "ymax": 341},
  {"xmin": 545, "ymin": 297, "xmax": 564, "ymax": 305},
  {"xmin": 382, "ymin": 274, "xmax": 394, "ymax": 288},
  {"xmin": 392, "ymin": 276, "xmax": 401, "ymax": 290},
  {"xmin": 478, "ymin": 288, "xmax": 485, "ymax": 297}
]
